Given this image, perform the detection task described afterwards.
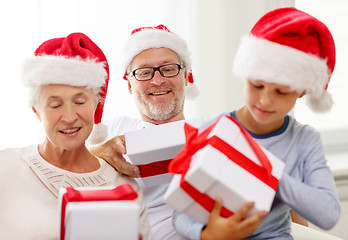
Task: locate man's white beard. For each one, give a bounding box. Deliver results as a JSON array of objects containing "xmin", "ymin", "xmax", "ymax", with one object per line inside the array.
[{"xmin": 134, "ymin": 92, "xmax": 185, "ymax": 121}]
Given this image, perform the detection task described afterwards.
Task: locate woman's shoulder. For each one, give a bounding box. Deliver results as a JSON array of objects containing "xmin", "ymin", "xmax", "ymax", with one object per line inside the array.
[
  {"xmin": 0, "ymin": 148, "xmax": 18, "ymax": 170},
  {"xmin": 0, "ymin": 147, "xmax": 16, "ymax": 157},
  {"xmin": 0, "ymin": 145, "xmax": 37, "ymax": 162},
  {"xmin": 0, "ymin": 145, "xmax": 38, "ymax": 178}
]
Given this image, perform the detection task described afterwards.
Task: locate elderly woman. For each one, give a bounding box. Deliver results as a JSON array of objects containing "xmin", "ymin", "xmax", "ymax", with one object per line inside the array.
[{"xmin": 0, "ymin": 33, "xmax": 151, "ymax": 240}]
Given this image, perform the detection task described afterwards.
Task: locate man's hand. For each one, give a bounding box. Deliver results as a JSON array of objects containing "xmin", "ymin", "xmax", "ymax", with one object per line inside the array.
[
  {"xmin": 89, "ymin": 135, "xmax": 140, "ymax": 178},
  {"xmin": 201, "ymin": 198, "xmax": 267, "ymax": 240}
]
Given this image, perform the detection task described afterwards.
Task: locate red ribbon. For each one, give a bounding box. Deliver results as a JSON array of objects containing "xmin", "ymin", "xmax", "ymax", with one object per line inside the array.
[
  {"xmin": 168, "ymin": 116, "xmax": 278, "ymax": 217},
  {"xmin": 180, "ymin": 179, "xmax": 234, "ymax": 218},
  {"xmin": 136, "ymin": 159, "xmax": 172, "ymax": 178},
  {"xmin": 60, "ymin": 184, "xmax": 138, "ymax": 240}
]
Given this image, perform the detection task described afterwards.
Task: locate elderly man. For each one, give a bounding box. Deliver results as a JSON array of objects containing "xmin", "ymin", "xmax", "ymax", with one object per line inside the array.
[{"xmin": 90, "ymin": 25, "xmax": 198, "ymax": 240}]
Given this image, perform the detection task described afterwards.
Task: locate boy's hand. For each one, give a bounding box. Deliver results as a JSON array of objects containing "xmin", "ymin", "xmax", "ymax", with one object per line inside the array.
[
  {"xmin": 89, "ymin": 135, "xmax": 140, "ymax": 178},
  {"xmin": 201, "ymin": 198, "xmax": 267, "ymax": 240}
]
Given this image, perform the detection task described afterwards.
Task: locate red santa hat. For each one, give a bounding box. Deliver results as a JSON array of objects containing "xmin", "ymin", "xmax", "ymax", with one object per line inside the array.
[
  {"xmin": 122, "ymin": 24, "xmax": 199, "ymax": 99},
  {"xmin": 233, "ymin": 7, "xmax": 335, "ymax": 113},
  {"xmin": 22, "ymin": 32, "xmax": 109, "ymax": 143}
]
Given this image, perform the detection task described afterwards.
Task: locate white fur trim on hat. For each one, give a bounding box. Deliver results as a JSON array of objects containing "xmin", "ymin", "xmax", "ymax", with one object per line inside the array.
[
  {"xmin": 233, "ymin": 35, "xmax": 333, "ymax": 113},
  {"xmin": 122, "ymin": 29, "xmax": 192, "ymax": 72},
  {"xmin": 22, "ymin": 55, "xmax": 107, "ymax": 89}
]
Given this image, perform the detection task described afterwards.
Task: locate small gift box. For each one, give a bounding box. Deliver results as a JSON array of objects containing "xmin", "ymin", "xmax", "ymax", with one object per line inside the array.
[
  {"xmin": 58, "ymin": 184, "xmax": 139, "ymax": 240},
  {"xmin": 125, "ymin": 119, "xmax": 202, "ymax": 186},
  {"xmin": 164, "ymin": 115, "xmax": 285, "ymax": 223}
]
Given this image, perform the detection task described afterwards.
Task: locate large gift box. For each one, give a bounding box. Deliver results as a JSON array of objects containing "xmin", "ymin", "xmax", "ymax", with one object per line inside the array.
[
  {"xmin": 58, "ymin": 184, "xmax": 139, "ymax": 240},
  {"xmin": 125, "ymin": 119, "xmax": 202, "ymax": 186},
  {"xmin": 164, "ymin": 115, "xmax": 285, "ymax": 223}
]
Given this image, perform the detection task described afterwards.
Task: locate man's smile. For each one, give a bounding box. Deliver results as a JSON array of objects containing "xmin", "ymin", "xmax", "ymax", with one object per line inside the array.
[{"xmin": 149, "ymin": 90, "xmax": 171, "ymax": 96}]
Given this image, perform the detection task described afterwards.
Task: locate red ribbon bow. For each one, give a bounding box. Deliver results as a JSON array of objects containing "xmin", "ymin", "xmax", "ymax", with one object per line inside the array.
[
  {"xmin": 168, "ymin": 116, "xmax": 278, "ymax": 218},
  {"xmin": 60, "ymin": 184, "xmax": 138, "ymax": 240}
]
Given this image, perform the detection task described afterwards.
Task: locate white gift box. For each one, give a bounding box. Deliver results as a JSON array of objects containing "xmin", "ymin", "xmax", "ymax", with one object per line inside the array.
[
  {"xmin": 58, "ymin": 186, "xmax": 139, "ymax": 240},
  {"xmin": 164, "ymin": 115, "xmax": 285, "ymax": 223},
  {"xmin": 125, "ymin": 118, "xmax": 202, "ymax": 186}
]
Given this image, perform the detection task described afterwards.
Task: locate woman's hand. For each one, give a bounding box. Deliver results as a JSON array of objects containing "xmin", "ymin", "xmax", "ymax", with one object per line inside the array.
[
  {"xmin": 89, "ymin": 135, "xmax": 140, "ymax": 177},
  {"xmin": 201, "ymin": 198, "xmax": 267, "ymax": 240}
]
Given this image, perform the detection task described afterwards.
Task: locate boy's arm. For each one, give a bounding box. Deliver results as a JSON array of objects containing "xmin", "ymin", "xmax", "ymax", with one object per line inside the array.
[
  {"xmin": 172, "ymin": 210, "xmax": 205, "ymax": 240},
  {"xmin": 278, "ymin": 172, "xmax": 340, "ymax": 230},
  {"xmin": 276, "ymin": 130, "xmax": 340, "ymax": 230}
]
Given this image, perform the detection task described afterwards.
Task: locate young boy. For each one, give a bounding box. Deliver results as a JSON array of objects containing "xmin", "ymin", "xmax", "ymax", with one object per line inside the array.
[{"xmin": 172, "ymin": 7, "xmax": 341, "ymax": 239}]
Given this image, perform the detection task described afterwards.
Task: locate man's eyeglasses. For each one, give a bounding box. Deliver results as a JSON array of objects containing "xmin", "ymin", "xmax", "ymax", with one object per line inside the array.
[{"xmin": 129, "ymin": 64, "xmax": 184, "ymax": 81}]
